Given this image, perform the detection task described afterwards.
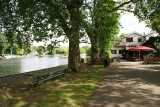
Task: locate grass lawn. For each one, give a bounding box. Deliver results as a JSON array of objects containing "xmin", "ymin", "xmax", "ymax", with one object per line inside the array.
[{"xmin": 0, "ymin": 65, "xmax": 106, "ymax": 107}]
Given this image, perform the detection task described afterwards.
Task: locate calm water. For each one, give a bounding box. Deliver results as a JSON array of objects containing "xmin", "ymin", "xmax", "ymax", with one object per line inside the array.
[{"xmin": 0, "ymin": 55, "xmax": 68, "ymax": 77}]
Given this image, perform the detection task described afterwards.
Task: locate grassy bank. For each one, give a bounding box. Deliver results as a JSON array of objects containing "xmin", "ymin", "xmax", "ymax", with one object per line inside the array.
[{"xmin": 0, "ymin": 65, "xmax": 105, "ymax": 107}]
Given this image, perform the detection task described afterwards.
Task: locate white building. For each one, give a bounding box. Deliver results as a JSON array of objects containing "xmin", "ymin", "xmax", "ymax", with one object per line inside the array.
[{"xmin": 111, "ymin": 33, "xmax": 146, "ymax": 59}]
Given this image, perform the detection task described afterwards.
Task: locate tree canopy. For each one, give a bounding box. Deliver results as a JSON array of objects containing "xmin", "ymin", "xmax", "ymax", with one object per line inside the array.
[
  {"xmin": 134, "ymin": 0, "xmax": 160, "ymax": 34},
  {"xmin": 1, "ymin": 0, "xmax": 159, "ymax": 71},
  {"xmin": 95, "ymin": 0, "xmax": 120, "ymax": 58}
]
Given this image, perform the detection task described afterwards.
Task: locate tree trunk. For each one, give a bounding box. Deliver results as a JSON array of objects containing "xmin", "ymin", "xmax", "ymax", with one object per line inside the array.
[
  {"xmin": 68, "ymin": 33, "xmax": 80, "ymax": 72},
  {"xmin": 90, "ymin": 36, "xmax": 100, "ymax": 64},
  {"xmin": 63, "ymin": 1, "xmax": 82, "ymax": 72}
]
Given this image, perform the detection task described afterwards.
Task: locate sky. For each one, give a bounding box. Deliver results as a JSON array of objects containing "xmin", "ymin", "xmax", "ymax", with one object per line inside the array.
[{"xmin": 120, "ymin": 13, "xmax": 152, "ymax": 34}]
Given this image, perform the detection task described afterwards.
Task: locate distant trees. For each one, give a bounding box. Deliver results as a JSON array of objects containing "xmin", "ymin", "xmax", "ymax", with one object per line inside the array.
[
  {"xmin": 0, "ymin": 33, "xmax": 7, "ymax": 56},
  {"xmin": 47, "ymin": 44, "xmax": 55, "ymax": 55},
  {"xmin": 36, "ymin": 46, "xmax": 45, "ymax": 56}
]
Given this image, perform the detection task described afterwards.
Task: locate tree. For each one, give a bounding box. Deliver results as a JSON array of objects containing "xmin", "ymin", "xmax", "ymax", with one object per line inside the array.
[
  {"xmin": 83, "ymin": 0, "xmax": 119, "ymax": 64},
  {"xmin": 95, "ymin": 0, "xmax": 120, "ymax": 60},
  {"xmin": 17, "ymin": 0, "xmax": 84, "ymax": 72},
  {"xmin": 0, "ymin": 33, "xmax": 8, "ymax": 55},
  {"xmin": 82, "ymin": 0, "xmax": 100, "ymax": 64},
  {"xmin": 143, "ymin": 36, "xmax": 160, "ymax": 55},
  {"xmin": 134, "ymin": 0, "xmax": 160, "ymax": 34},
  {"xmin": 0, "ymin": 0, "xmax": 133, "ymax": 70},
  {"xmin": 0, "ymin": 0, "xmax": 34, "ymax": 55},
  {"xmin": 0, "ymin": 0, "xmax": 84, "ymax": 71},
  {"xmin": 41, "ymin": 0, "xmax": 83, "ymax": 72},
  {"xmin": 36, "ymin": 46, "xmax": 45, "ymax": 56}
]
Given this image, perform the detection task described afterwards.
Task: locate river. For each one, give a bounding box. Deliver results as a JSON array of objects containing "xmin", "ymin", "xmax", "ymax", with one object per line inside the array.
[{"xmin": 0, "ymin": 55, "xmax": 68, "ymax": 77}]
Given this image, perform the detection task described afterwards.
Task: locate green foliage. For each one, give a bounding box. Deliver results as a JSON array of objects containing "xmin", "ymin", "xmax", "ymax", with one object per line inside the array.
[
  {"xmin": 0, "ymin": 32, "xmax": 32, "ymax": 55},
  {"xmin": 144, "ymin": 36, "xmax": 160, "ymax": 54},
  {"xmin": 16, "ymin": 0, "xmax": 83, "ymax": 71},
  {"xmin": 95, "ymin": 0, "xmax": 120, "ymax": 58},
  {"xmin": 0, "ymin": 33, "xmax": 8, "ymax": 55},
  {"xmin": 80, "ymin": 46, "xmax": 90, "ymax": 54},
  {"xmin": 16, "ymin": 48, "xmax": 24, "ymax": 55},
  {"xmin": 53, "ymin": 47, "xmax": 90, "ymax": 55},
  {"xmin": 134, "ymin": 0, "xmax": 160, "ymax": 34},
  {"xmin": 82, "ymin": 0, "xmax": 120, "ymax": 63},
  {"xmin": 0, "ymin": 0, "xmax": 121, "ymax": 70},
  {"xmin": 36, "ymin": 46, "xmax": 45, "ymax": 56},
  {"xmin": 86, "ymin": 48, "xmax": 91, "ymax": 56},
  {"xmin": 55, "ymin": 48, "xmax": 68, "ymax": 55},
  {"xmin": 47, "ymin": 44, "xmax": 55, "ymax": 55}
]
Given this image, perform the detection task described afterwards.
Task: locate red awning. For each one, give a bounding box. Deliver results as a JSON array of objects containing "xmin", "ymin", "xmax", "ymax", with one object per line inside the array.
[{"xmin": 128, "ymin": 45, "xmax": 155, "ymax": 51}]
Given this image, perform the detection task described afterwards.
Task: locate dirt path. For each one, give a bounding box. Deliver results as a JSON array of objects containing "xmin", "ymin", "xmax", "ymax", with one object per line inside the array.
[{"xmin": 86, "ymin": 62, "xmax": 160, "ymax": 107}]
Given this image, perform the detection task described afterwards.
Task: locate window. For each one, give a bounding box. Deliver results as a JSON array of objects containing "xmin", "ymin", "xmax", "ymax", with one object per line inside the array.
[
  {"xmin": 111, "ymin": 50, "xmax": 117, "ymax": 54},
  {"xmin": 126, "ymin": 37, "xmax": 133, "ymax": 42},
  {"xmin": 119, "ymin": 50, "xmax": 123, "ymax": 54},
  {"xmin": 138, "ymin": 38, "xmax": 142, "ymax": 42}
]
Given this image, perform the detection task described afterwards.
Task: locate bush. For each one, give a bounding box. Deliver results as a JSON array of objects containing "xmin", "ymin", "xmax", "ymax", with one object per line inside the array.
[
  {"xmin": 86, "ymin": 48, "xmax": 91, "ymax": 56},
  {"xmin": 55, "ymin": 48, "xmax": 68, "ymax": 55},
  {"xmin": 36, "ymin": 46, "xmax": 45, "ymax": 56},
  {"xmin": 80, "ymin": 47, "xmax": 90, "ymax": 54}
]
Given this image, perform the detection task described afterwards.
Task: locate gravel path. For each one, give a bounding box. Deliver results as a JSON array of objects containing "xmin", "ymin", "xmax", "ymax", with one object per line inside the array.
[{"xmin": 86, "ymin": 62, "xmax": 160, "ymax": 107}]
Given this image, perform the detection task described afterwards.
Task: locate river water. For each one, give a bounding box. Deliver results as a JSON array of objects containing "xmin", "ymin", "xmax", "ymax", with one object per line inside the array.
[{"xmin": 0, "ymin": 55, "xmax": 68, "ymax": 77}]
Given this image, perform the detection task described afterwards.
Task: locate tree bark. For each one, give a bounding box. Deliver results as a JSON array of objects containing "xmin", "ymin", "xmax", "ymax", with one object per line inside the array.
[
  {"xmin": 67, "ymin": 4, "xmax": 81, "ymax": 72},
  {"xmin": 90, "ymin": 36, "xmax": 100, "ymax": 64},
  {"xmin": 68, "ymin": 33, "xmax": 80, "ymax": 72}
]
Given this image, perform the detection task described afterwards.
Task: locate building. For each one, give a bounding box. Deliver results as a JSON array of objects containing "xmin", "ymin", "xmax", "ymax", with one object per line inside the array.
[{"xmin": 111, "ymin": 32, "xmax": 146, "ymax": 60}]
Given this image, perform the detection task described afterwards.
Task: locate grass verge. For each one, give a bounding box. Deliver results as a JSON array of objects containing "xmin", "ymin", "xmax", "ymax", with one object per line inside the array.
[{"xmin": 0, "ymin": 65, "xmax": 105, "ymax": 107}]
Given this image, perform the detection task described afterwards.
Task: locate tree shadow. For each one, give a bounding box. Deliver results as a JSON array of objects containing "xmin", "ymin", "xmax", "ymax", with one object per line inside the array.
[
  {"xmin": 113, "ymin": 64, "xmax": 160, "ymax": 86},
  {"xmin": 0, "ymin": 66, "xmax": 106, "ymax": 107},
  {"xmin": 87, "ymin": 64, "xmax": 160, "ymax": 107}
]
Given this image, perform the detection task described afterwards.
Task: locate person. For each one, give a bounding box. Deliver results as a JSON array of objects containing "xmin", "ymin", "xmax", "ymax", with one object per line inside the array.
[
  {"xmin": 80, "ymin": 58, "xmax": 87, "ymax": 72},
  {"xmin": 103, "ymin": 58, "xmax": 110, "ymax": 67},
  {"xmin": 80, "ymin": 58, "xmax": 85, "ymax": 63},
  {"xmin": 101, "ymin": 54, "xmax": 110, "ymax": 67}
]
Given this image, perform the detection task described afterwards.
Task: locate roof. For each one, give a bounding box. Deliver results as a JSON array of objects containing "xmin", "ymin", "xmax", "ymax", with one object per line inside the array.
[{"xmin": 128, "ymin": 45, "xmax": 155, "ymax": 51}]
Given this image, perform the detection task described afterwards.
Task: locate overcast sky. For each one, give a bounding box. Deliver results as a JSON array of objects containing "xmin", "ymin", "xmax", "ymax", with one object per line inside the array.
[{"xmin": 120, "ymin": 13, "xmax": 151, "ymax": 34}]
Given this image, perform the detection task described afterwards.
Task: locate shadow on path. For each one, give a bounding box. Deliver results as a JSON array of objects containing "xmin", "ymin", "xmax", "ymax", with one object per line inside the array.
[{"xmin": 86, "ymin": 62, "xmax": 160, "ymax": 107}]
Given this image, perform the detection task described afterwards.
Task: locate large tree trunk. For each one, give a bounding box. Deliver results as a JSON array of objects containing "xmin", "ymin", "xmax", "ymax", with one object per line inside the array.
[
  {"xmin": 68, "ymin": 6, "xmax": 81, "ymax": 72},
  {"xmin": 90, "ymin": 36, "xmax": 100, "ymax": 64},
  {"xmin": 62, "ymin": 0, "xmax": 82, "ymax": 72},
  {"xmin": 68, "ymin": 33, "xmax": 80, "ymax": 72}
]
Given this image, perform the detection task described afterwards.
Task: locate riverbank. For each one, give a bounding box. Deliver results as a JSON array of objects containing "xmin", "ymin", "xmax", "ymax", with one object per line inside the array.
[{"xmin": 0, "ymin": 65, "xmax": 106, "ymax": 107}]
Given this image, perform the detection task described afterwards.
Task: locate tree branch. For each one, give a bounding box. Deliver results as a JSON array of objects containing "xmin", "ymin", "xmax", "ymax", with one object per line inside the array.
[
  {"xmin": 118, "ymin": 8, "xmax": 144, "ymax": 19},
  {"xmin": 109, "ymin": 0, "xmax": 139, "ymax": 12}
]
